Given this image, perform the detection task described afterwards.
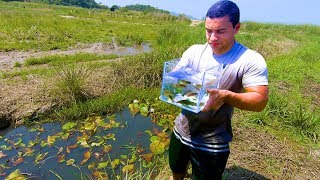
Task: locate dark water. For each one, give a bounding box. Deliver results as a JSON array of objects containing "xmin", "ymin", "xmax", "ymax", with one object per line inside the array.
[{"xmin": 0, "ymin": 108, "xmax": 161, "ymax": 179}]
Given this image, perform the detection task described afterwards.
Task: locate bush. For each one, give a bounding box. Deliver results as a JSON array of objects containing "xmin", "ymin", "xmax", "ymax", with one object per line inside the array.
[{"xmin": 52, "ymin": 63, "xmax": 93, "ymax": 106}]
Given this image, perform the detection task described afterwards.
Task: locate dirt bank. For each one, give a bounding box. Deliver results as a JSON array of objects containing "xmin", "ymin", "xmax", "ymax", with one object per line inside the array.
[{"xmin": 190, "ymin": 20, "xmax": 203, "ymax": 26}]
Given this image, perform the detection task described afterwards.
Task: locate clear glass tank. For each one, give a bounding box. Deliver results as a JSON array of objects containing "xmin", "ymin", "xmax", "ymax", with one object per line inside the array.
[{"xmin": 159, "ymin": 59, "xmax": 223, "ymax": 113}]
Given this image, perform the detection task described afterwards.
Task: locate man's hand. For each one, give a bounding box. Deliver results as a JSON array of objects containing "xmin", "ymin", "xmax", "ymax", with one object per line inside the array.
[
  {"xmin": 202, "ymin": 89, "xmax": 227, "ymax": 111},
  {"xmin": 203, "ymin": 86, "xmax": 269, "ymax": 112}
]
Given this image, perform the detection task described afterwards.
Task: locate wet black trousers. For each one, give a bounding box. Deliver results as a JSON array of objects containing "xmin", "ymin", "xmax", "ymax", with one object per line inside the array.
[{"xmin": 169, "ymin": 133, "xmax": 230, "ymax": 180}]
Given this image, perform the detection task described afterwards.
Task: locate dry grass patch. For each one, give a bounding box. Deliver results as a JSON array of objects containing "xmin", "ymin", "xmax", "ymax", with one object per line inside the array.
[
  {"xmin": 256, "ymin": 38, "xmax": 298, "ymax": 59},
  {"xmin": 0, "ymin": 75, "xmax": 52, "ymax": 123},
  {"xmin": 228, "ymin": 124, "xmax": 320, "ymax": 179},
  {"xmin": 302, "ymin": 78, "xmax": 320, "ymax": 108}
]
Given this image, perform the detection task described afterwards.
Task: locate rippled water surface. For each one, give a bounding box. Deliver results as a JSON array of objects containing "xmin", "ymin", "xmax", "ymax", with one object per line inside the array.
[{"xmin": 0, "ymin": 108, "xmax": 161, "ymax": 179}]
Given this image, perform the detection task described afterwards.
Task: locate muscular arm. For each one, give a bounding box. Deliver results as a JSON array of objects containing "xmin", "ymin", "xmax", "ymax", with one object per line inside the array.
[
  {"xmin": 224, "ymin": 85, "xmax": 268, "ymax": 111},
  {"xmin": 203, "ymin": 85, "xmax": 269, "ymax": 112}
]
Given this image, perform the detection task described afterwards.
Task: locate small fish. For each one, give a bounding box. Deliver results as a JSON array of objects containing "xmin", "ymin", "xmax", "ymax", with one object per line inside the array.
[
  {"xmin": 185, "ymin": 92, "xmax": 198, "ymax": 97},
  {"xmin": 174, "ymin": 83, "xmax": 187, "ymax": 88},
  {"xmin": 163, "ymin": 90, "xmax": 175, "ymax": 101},
  {"xmin": 178, "ymin": 80, "xmax": 191, "ymax": 84},
  {"xmin": 174, "ymin": 79, "xmax": 191, "ymax": 88},
  {"xmin": 182, "ymin": 90, "xmax": 193, "ymax": 96},
  {"xmin": 193, "ymin": 83, "xmax": 202, "ymax": 90},
  {"xmin": 177, "ymin": 99, "xmax": 196, "ymax": 106},
  {"xmin": 182, "ymin": 90, "xmax": 198, "ymax": 97}
]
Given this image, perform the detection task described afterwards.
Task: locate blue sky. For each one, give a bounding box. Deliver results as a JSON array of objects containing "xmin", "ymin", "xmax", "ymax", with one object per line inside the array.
[{"xmin": 96, "ymin": 0, "xmax": 320, "ymax": 26}]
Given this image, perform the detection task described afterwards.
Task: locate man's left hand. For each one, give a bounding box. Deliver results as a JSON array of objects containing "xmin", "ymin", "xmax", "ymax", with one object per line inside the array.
[{"xmin": 202, "ymin": 89, "xmax": 227, "ymax": 111}]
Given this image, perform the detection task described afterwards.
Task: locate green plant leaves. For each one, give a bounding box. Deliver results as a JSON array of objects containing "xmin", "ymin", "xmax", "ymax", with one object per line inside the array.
[
  {"xmin": 35, "ymin": 152, "xmax": 48, "ymax": 164},
  {"xmin": 5, "ymin": 169, "xmax": 26, "ymax": 180},
  {"xmin": 150, "ymin": 140, "xmax": 165, "ymax": 154},
  {"xmin": 47, "ymin": 136, "xmax": 56, "ymax": 145},
  {"xmin": 13, "ymin": 138, "xmax": 22, "ymax": 146},
  {"xmin": 97, "ymin": 161, "xmax": 109, "ymax": 169},
  {"xmin": 150, "ymin": 136, "xmax": 160, "ymax": 142},
  {"xmin": 122, "ymin": 164, "xmax": 134, "ymax": 174},
  {"xmin": 62, "ymin": 122, "xmax": 77, "ymax": 131},
  {"xmin": 111, "ymin": 159, "xmax": 120, "ymax": 169},
  {"xmin": 128, "ymin": 100, "xmax": 151, "ymax": 116},
  {"xmin": 66, "ymin": 159, "xmax": 75, "ymax": 166}
]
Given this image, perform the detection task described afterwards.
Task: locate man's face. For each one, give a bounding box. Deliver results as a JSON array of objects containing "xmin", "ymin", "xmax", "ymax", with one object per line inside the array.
[{"xmin": 205, "ymin": 16, "xmax": 240, "ymax": 55}]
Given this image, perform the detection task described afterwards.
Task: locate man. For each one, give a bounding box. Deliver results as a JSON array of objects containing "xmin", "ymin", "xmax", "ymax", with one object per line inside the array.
[{"xmin": 169, "ymin": 0, "xmax": 269, "ymax": 179}]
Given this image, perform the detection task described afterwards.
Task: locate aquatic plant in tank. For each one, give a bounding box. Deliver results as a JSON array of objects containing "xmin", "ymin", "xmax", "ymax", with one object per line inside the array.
[{"xmin": 159, "ymin": 59, "xmax": 222, "ymax": 113}]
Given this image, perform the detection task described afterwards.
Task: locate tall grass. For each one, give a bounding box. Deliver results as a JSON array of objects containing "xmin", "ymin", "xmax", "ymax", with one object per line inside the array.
[
  {"xmin": 53, "ymin": 87, "xmax": 161, "ymax": 121},
  {"xmin": 249, "ymin": 90, "xmax": 320, "ymax": 143},
  {"xmin": 52, "ymin": 63, "xmax": 93, "ymax": 106}
]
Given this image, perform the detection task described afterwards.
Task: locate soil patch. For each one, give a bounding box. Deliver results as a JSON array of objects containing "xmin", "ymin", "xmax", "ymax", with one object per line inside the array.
[{"xmin": 190, "ymin": 20, "xmax": 203, "ymax": 26}]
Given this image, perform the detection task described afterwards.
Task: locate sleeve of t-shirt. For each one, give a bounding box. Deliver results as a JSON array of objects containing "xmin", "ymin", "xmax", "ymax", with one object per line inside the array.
[{"xmin": 242, "ymin": 52, "xmax": 268, "ymax": 87}]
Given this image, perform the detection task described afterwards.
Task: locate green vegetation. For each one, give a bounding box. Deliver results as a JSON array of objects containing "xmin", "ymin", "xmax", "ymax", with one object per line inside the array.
[
  {"xmin": 39, "ymin": 0, "xmax": 103, "ymax": 9},
  {"xmin": 123, "ymin": 4, "xmax": 170, "ymax": 13},
  {"xmin": 0, "ymin": 1, "xmax": 189, "ymax": 51},
  {"xmin": 24, "ymin": 53, "xmax": 119, "ymax": 66},
  {"xmin": 2, "ymin": 0, "xmax": 106, "ymax": 9},
  {"xmin": 0, "ymin": 1, "xmax": 319, "ymax": 179}
]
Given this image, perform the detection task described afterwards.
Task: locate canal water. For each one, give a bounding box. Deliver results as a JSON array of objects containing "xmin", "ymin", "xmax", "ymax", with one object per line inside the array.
[{"xmin": 0, "ymin": 108, "xmax": 163, "ymax": 179}]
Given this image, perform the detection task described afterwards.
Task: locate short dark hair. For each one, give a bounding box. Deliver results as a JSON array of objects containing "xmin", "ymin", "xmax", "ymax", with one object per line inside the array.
[{"xmin": 206, "ymin": 0, "xmax": 240, "ymax": 27}]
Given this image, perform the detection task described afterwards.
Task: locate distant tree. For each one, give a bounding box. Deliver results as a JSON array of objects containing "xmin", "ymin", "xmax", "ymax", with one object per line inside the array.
[
  {"xmin": 1, "ymin": 0, "xmax": 24, "ymax": 1},
  {"xmin": 110, "ymin": 5, "xmax": 120, "ymax": 11},
  {"xmin": 21, "ymin": 0, "xmax": 102, "ymax": 9},
  {"xmin": 123, "ymin": 4, "xmax": 169, "ymax": 14}
]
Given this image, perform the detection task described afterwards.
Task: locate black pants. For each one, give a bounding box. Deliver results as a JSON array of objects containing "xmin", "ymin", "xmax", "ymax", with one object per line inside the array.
[{"xmin": 169, "ymin": 133, "xmax": 229, "ymax": 180}]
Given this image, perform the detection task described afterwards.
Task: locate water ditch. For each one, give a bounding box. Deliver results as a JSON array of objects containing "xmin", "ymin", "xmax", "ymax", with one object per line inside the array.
[
  {"xmin": 0, "ymin": 108, "xmax": 168, "ymax": 179},
  {"xmin": 0, "ymin": 42, "xmax": 152, "ymax": 69}
]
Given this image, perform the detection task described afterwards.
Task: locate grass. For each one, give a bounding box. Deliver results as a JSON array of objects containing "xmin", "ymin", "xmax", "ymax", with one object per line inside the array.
[
  {"xmin": 0, "ymin": 1, "xmax": 190, "ymax": 51},
  {"xmin": 51, "ymin": 63, "xmax": 93, "ymax": 106},
  {"xmin": 24, "ymin": 53, "xmax": 119, "ymax": 66},
  {"xmin": 0, "ymin": 1, "xmax": 319, "ymax": 179},
  {"xmin": 52, "ymin": 87, "xmax": 162, "ymax": 121}
]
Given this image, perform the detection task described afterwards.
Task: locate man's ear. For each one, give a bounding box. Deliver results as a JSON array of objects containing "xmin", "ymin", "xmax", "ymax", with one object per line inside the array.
[{"xmin": 234, "ymin": 23, "xmax": 241, "ymax": 33}]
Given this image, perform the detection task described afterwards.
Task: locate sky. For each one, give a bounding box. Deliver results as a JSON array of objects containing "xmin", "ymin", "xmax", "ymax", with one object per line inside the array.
[{"xmin": 96, "ymin": 0, "xmax": 320, "ymax": 26}]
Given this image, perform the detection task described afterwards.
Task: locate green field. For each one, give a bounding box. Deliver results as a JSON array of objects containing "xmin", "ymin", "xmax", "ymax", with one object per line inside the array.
[{"xmin": 0, "ymin": 1, "xmax": 319, "ymax": 179}]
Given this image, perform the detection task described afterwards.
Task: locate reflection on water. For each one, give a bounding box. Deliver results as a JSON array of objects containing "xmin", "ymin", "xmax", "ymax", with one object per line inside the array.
[
  {"xmin": 0, "ymin": 108, "xmax": 161, "ymax": 179},
  {"xmin": 114, "ymin": 43, "xmax": 151, "ymax": 56}
]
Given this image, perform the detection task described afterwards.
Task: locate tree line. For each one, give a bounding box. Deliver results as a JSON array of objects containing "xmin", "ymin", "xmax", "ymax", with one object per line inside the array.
[
  {"xmin": 1, "ymin": 0, "xmax": 169, "ymax": 13},
  {"xmin": 1, "ymin": 0, "xmax": 102, "ymax": 8}
]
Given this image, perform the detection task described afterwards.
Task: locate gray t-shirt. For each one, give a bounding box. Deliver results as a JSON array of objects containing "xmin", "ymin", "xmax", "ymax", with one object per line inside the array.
[{"xmin": 173, "ymin": 42, "xmax": 268, "ymax": 152}]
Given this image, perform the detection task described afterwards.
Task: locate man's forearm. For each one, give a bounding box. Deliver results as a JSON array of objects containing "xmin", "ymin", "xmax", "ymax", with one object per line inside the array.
[{"xmin": 223, "ymin": 87, "xmax": 268, "ymax": 112}]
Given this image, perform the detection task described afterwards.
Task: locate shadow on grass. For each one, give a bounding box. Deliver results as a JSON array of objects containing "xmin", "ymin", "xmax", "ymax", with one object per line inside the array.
[{"xmin": 224, "ymin": 165, "xmax": 270, "ymax": 180}]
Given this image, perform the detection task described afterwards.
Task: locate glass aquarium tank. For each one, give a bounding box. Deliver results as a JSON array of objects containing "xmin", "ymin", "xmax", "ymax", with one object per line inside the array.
[{"xmin": 159, "ymin": 59, "xmax": 223, "ymax": 113}]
